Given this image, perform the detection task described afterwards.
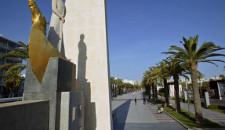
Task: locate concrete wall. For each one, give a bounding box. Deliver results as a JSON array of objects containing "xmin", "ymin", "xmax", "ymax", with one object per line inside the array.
[{"xmin": 0, "ymin": 100, "xmax": 49, "ymax": 130}]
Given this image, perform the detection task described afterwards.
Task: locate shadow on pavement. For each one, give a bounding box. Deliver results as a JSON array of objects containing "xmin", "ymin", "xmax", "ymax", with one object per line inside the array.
[{"xmin": 113, "ymin": 99, "xmax": 131, "ymax": 130}]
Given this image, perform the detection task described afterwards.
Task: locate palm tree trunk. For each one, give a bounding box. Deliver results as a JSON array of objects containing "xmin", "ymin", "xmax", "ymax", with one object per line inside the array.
[
  {"xmin": 164, "ymin": 78, "xmax": 169, "ymax": 106},
  {"xmin": 152, "ymin": 83, "xmax": 155, "ymax": 100},
  {"xmin": 149, "ymin": 84, "xmax": 152, "ymax": 100},
  {"xmin": 145, "ymin": 84, "xmax": 151, "ymax": 99},
  {"xmin": 154, "ymin": 79, "xmax": 158, "ymax": 100},
  {"xmin": 191, "ymin": 64, "xmax": 204, "ymax": 124},
  {"xmin": 115, "ymin": 85, "xmax": 117, "ymax": 97},
  {"xmin": 174, "ymin": 74, "xmax": 181, "ymax": 112}
]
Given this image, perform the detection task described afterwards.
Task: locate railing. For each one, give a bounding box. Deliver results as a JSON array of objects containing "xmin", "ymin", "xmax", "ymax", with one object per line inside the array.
[
  {"xmin": 7, "ymin": 57, "xmax": 22, "ymax": 62},
  {"xmin": 0, "ymin": 43, "xmax": 17, "ymax": 50}
]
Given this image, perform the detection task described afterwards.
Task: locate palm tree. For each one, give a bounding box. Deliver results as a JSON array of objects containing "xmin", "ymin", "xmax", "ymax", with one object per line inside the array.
[
  {"xmin": 4, "ymin": 64, "xmax": 25, "ymax": 97},
  {"xmin": 142, "ymin": 70, "xmax": 152, "ymax": 99},
  {"xmin": 0, "ymin": 41, "xmax": 28, "ymax": 96},
  {"xmin": 157, "ymin": 60, "xmax": 171, "ymax": 106},
  {"xmin": 163, "ymin": 35, "xmax": 225, "ymax": 124},
  {"xmin": 165, "ymin": 57, "xmax": 188, "ymax": 113},
  {"xmin": 147, "ymin": 67, "xmax": 160, "ymax": 100},
  {"xmin": 197, "ymin": 71, "xmax": 205, "ymax": 97},
  {"xmin": 110, "ymin": 77, "xmax": 116, "ymax": 97},
  {"xmin": 0, "ymin": 41, "xmax": 28, "ymax": 74}
]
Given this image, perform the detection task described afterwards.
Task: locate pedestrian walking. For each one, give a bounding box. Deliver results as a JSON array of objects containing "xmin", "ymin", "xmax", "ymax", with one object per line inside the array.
[
  {"xmin": 135, "ymin": 97, "xmax": 137, "ymax": 105},
  {"xmin": 143, "ymin": 97, "xmax": 146, "ymax": 104}
]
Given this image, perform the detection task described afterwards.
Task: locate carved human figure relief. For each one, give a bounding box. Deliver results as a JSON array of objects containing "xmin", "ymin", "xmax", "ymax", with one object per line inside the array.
[{"xmin": 48, "ymin": 0, "xmax": 66, "ymax": 56}]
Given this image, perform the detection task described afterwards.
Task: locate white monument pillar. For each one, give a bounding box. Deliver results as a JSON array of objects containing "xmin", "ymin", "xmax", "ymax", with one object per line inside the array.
[{"xmin": 64, "ymin": 0, "xmax": 112, "ymax": 130}]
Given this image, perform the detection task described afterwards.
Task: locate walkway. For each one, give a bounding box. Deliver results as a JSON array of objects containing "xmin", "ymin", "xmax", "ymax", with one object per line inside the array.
[
  {"xmin": 167, "ymin": 98, "xmax": 225, "ymax": 126},
  {"xmin": 158, "ymin": 95, "xmax": 225, "ymax": 126},
  {"xmin": 112, "ymin": 91, "xmax": 186, "ymax": 130}
]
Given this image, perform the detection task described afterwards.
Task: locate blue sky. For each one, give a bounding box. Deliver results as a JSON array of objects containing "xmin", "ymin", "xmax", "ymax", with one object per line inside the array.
[{"xmin": 0, "ymin": 0, "xmax": 225, "ymax": 82}]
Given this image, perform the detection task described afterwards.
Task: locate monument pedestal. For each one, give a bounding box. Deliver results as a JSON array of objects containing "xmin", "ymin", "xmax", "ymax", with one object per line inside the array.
[
  {"xmin": 60, "ymin": 92, "xmax": 84, "ymax": 130},
  {"xmin": 64, "ymin": 0, "xmax": 112, "ymax": 129},
  {"xmin": 23, "ymin": 57, "xmax": 77, "ymax": 130}
]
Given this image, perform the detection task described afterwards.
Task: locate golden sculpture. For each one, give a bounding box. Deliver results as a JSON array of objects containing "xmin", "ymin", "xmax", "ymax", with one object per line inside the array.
[{"xmin": 28, "ymin": 0, "xmax": 67, "ymax": 83}]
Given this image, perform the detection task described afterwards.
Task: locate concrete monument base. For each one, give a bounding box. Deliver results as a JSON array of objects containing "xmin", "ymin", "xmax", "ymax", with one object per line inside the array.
[
  {"xmin": 23, "ymin": 57, "xmax": 76, "ymax": 130},
  {"xmin": 60, "ymin": 92, "xmax": 84, "ymax": 130}
]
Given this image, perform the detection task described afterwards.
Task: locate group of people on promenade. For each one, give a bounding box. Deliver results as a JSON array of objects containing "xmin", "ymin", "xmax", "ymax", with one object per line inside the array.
[
  {"xmin": 133, "ymin": 92, "xmax": 146, "ymax": 105},
  {"xmin": 133, "ymin": 91, "xmax": 164, "ymax": 114}
]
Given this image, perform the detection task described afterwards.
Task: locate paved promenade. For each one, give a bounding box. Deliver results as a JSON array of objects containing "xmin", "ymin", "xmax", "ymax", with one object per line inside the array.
[
  {"xmin": 112, "ymin": 91, "xmax": 186, "ymax": 130},
  {"xmin": 166, "ymin": 97, "xmax": 225, "ymax": 126}
]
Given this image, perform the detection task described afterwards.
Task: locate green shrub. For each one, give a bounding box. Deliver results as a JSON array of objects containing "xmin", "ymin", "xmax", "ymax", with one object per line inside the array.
[
  {"xmin": 208, "ymin": 105, "xmax": 219, "ymax": 109},
  {"xmin": 218, "ymin": 105, "xmax": 225, "ymax": 110},
  {"xmin": 179, "ymin": 98, "xmax": 184, "ymax": 102},
  {"xmin": 208, "ymin": 105, "xmax": 225, "ymax": 110},
  {"xmin": 201, "ymin": 102, "xmax": 206, "ymax": 107}
]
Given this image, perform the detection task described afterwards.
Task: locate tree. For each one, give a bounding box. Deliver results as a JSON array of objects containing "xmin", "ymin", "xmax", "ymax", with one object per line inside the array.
[
  {"xmin": 197, "ymin": 71, "xmax": 205, "ymax": 97},
  {"xmin": 147, "ymin": 67, "xmax": 160, "ymax": 100},
  {"xmin": 163, "ymin": 35, "xmax": 225, "ymax": 124},
  {"xmin": 219, "ymin": 74, "xmax": 225, "ymax": 80},
  {"xmin": 165, "ymin": 57, "xmax": 187, "ymax": 112},
  {"xmin": 142, "ymin": 70, "xmax": 152, "ymax": 99},
  {"xmin": 156, "ymin": 60, "xmax": 171, "ymax": 106},
  {"xmin": 0, "ymin": 41, "xmax": 28, "ymax": 96},
  {"xmin": 4, "ymin": 64, "xmax": 25, "ymax": 97},
  {"xmin": 110, "ymin": 77, "xmax": 116, "ymax": 97},
  {"xmin": 0, "ymin": 41, "xmax": 28, "ymax": 75}
]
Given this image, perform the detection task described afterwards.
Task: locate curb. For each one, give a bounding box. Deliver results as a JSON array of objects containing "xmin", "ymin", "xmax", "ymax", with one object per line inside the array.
[{"xmin": 164, "ymin": 111, "xmax": 188, "ymax": 130}]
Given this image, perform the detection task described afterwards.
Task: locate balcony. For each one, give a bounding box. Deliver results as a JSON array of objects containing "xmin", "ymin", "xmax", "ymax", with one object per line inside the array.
[{"xmin": 0, "ymin": 43, "xmax": 17, "ymax": 51}]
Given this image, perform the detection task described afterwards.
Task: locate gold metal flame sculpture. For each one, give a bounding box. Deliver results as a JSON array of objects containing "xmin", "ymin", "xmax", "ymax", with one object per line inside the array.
[{"xmin": 28, "ymin": 0, "xmax": 67, "ymax": 83}]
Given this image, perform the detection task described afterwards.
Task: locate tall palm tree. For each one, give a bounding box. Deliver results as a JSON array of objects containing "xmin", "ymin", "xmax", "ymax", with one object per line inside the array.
[
  {"xmin": 0, "ymin": 41, "xmax": 28, "ymax": 96},
  {"xmin": 148, "ymin": 66, "xmax": 160, "ymax": 100},
  {"xmin": 142, "ymin": 70, "xmax": 152, "ymax": 99},
  {"xmin": 165, "ymin": 57, "xmax": 188, "ymax": 113},
  {"xmin": 163, "ymin": 35, "xmax": 225, "ymax": 124},
  {"xmin": 157, "ymin": 60, "xmax": 171, "ymax": 106}
]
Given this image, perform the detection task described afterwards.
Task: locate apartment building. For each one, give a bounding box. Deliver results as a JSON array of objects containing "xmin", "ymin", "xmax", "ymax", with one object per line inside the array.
[{"xmin": 0, "ymin": 36, "xmax": 22, "ymax": 98}]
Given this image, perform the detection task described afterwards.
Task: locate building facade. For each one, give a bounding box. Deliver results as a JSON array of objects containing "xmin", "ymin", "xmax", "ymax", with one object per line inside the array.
[{"xmin": 0, "ymin": 36, "xmax": 22, "ymax": 98}]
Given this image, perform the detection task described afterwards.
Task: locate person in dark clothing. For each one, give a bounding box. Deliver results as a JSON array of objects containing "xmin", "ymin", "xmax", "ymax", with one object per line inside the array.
[
  {"xmin": 135, "ymin": 98, "xmax": 137, "ymax": 105},
  {"xmin": 143, "ymin": 97, "xmax": 146, "ymax": 104}
]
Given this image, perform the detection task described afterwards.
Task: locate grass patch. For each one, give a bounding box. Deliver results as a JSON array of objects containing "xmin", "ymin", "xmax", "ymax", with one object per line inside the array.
[
  {"xmin": 208, "ymin": 108, "xmax": 225, "ymax": 114},
  {"xmin": 149, "ymin": 99, "xmax": 165, "ymax": 105},
  {"xmin": 179, "ymin": 98, "xmax": 225, "ymax": 115},
  {"xmin": 165, "ymin": 105, "xmax": 225, "ymax": 128}
]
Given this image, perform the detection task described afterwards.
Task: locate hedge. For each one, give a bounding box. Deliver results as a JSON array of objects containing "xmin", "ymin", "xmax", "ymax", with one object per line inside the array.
[{"xmin": 208, "ymin": 105, "xmax": 225, "ymax": 110}]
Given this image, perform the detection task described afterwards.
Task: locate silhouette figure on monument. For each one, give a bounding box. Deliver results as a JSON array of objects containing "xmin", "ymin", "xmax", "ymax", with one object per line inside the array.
[{"xmin": 77, "ymin": 34, "xmax": 96, "ymax": 130}]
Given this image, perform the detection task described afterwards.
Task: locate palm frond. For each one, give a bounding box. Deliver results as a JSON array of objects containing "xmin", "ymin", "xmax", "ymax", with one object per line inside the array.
[
  {"xmin": 18, "ymin": 41, "xmax": 28, "ymax": 49},
  {"xmin": 5, "ymin": 64, "xmax": 25, "ymax": 75},
  {"xmin": 0, "ymin": 63, "xmax": 14, "ymax": 70},
  {"xmin": 199, "ymin": 59, "xmax": 225, "ymax": 67}
]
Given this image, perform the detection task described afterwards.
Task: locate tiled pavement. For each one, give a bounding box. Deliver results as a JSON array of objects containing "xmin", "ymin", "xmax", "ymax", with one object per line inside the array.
[
  {"xmin": 112, "ymin": 91, "xmax": 186, "ymax": 130},
  {"xmin": 148, "ymin": 102, "xmax": 177, "ymax": 123}
]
